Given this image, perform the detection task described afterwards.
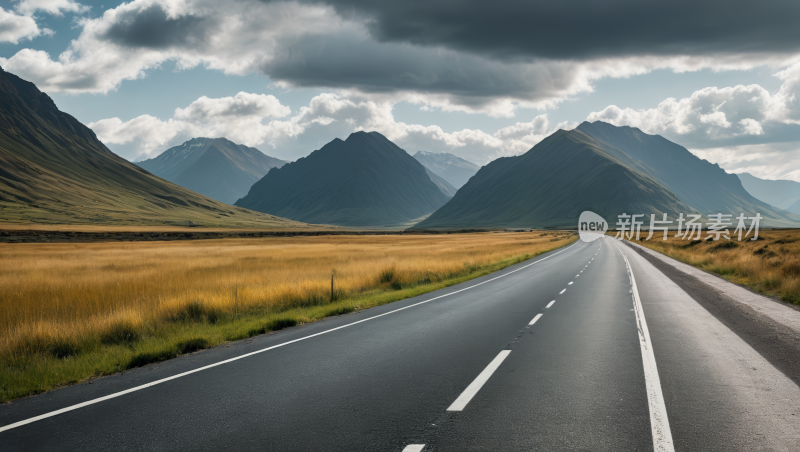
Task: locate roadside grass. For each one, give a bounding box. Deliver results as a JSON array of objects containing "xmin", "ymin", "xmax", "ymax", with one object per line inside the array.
[
  {"xmin": 625, "ymin": 229, "xmax": 800, "ymax": 305},
  {"xmin": 0, "ymin": 232, "xmax": 576, "ymax": 402}
]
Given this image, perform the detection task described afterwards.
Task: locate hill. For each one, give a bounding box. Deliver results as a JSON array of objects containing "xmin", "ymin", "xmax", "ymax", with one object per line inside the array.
[
  {"xmin": 415, "ymin": 129, "xmax": 695, "ymax": 229},
  {"xmin": 787, "ymin": 198, "xmax": 800, "ymax": 215},
  {"xmin": 415, "ymin": 122, "xmax": 800, "ymax": 229},
  {"xmin": 413, "ymin": 151, "xmax": 480, "ymax": 188},
  {"xmin": 0, "ymin": 67, "xmax": 315, "ymax": 229},
  {"xmin": 424, "ymin": 167, "xmax": 457, "ymax": 197},
  {"xmin": 575, "ymin": 121, "xmax": 800, "ymax": 226},
  {"xmin": 137, "ymin": 137, "xmax": 286, "ymax": 204},
  {"xmin": 236, "ymin": 132, "xmax": 452, "ymax": 227},
  {"xmin": 737, "ymin": 172, "xmax": 800, "ymax": 210}
]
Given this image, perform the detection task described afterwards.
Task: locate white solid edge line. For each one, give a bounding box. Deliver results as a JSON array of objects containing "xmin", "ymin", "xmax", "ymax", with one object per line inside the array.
[
  {"xmin": 529, "ymin": 313, "xmax": 544, "ymax": 325},
  {"xmin": 402, "ymin": 444, "xmax": 425, "ymax": 452},
  {"xmin": 559, "ymin": 289, "xmax": 566, "ymax": 294},
  {"xmin": 446, "ymin": 350, "xmax": 511, "ymax": 411},
  {"xmin": 613, "ymin": 241, "xmax": 675, "ymax": 452},
  {"xmin": 545, "ymin": 300, "xmax": 555, "ymax": 309},
  {"xmin": 0, "ymin": 242, "xmax": 581, "ymax": 433}
]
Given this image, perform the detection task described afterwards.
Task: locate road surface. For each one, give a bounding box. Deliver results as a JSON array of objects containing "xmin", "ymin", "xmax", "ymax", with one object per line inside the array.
[{"xmin": 2, "ymin": 237, "xmax": 799, "ymax": 451}]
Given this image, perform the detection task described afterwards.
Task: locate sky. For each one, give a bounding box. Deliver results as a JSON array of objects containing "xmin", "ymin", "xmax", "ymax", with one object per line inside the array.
[{"xmin": 1, "ymin": 0, "xmax": 800, "ymax": 181}]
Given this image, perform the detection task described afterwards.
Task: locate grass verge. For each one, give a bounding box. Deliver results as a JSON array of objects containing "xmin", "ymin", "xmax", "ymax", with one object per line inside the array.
[
  {"xmin": 626, "ymin": 229, "xmax": 800, "ymax": 306},
  {"xmin": 1, "ymin": 233, "xmax": 576, "ymax": 402}
]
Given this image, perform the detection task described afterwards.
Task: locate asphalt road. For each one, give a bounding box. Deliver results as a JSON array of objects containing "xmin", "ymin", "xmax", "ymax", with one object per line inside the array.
[{"xmin": 2, "ymin": 237, "xmax": 799, "ymax": 451}]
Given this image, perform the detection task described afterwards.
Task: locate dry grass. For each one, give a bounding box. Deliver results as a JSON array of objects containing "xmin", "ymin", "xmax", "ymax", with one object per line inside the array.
[
  {"xmin": 630, "ymin": 229, "xmax": 800, "ymax": 305},
  {"xmin": 0, "ymin": 231, "xmax": 575, "ymax": 401}
]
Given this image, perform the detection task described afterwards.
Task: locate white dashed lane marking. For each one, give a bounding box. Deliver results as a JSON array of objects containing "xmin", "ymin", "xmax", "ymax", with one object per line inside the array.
[
  {"xmin": 447, "ymin": 351, "xmax": 512, "ymax": 411},
  {"xmin": 402, "ymin": 445, "xmax": 425, "ymax": 452}
]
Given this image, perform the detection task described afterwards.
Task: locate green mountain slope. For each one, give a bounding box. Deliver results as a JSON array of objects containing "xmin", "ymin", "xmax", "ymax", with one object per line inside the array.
[
  {"xmin": 737, "ymin": 172, "xmax": 800, "ymax": 210},
  {"xmin": 576, "ymin": 121, "xmax": 800, "ymax": 226},
  {"xmin": 413, "ymin": 151, "xmax": 480, "ymax": 188},
  {"xmin": 0, "ymin": 67, "xmax": 312, "ymax": 229},
  {"xmin": 236, "ymin": 132, "xmax": 451, "ymax": 227},
  {"xmin": 137, "ymin": 138, "xmax": 286, "ymax": 204},
  {"xmin": 415, "ymin": 129, "xmax": 695, "ymax": 229}
]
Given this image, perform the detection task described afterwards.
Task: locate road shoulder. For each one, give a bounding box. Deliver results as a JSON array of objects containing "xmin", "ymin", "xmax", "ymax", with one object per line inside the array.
[{"xmin": 622, "ymin": 239, "xmax": 800, "ymax": 387}]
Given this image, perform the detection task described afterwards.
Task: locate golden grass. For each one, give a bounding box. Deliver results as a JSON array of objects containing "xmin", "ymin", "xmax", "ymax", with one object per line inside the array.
[
  {"xmin": 630, "ymin": 229, "xmax": 800, "ymax": 305},
  {"xmin": 0, "ymin": 231, "xmax": 575, "ymax": 401}
]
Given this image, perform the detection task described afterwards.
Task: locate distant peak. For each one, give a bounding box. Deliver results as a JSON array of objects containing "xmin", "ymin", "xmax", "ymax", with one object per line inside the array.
[
  {"xmin": 343, "ymin": 130, "xmax": 392, "ymax": 144},
  {"xmin": 579, "ymin": 120, "xmax": 640, "ymax": 132}
]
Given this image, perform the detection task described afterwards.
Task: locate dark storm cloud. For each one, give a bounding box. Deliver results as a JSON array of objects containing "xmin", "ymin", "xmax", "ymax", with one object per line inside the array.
[
  {"xmin": 263, "ymin": 31, "xmax": 580, "ymax": 107},
  {"xmin": 103, "ymin": 5, "xmax": 216, "ymax": 49},
  {"xmin": 302, "ymin": 0, "xmax": 800, "ymax": 60}
]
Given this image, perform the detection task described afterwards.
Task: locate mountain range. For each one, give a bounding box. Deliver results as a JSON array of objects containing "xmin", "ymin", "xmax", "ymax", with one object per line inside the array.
[
  {"xmin": 413, "ymin": 151, "xmax": 480, "ymax": 189},
  {"xmin": 137, "ymin": 137, "xmax": 286, "ymax": 204},
  {"xmin": 236, "ymin": 132, "xmax": 452, "ymax": 227},
  {"xmin": 416, "ymin": 121, "xmax": 800, "ymax": 229},
  {"xmin": 3, "ymin": 65, "xmax": 800, "ymax": 232},
  {"xmin": 0, "ymin": 67, "xmax": 311, "ymax": 229},
  {"xmin": 737, "ymin": 172, "xmax": 800, "ymax": 214}
]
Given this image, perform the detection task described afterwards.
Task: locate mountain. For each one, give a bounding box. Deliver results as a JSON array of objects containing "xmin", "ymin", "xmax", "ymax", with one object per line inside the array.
[
  {"xmin": 415, "ymin": 128, "xmax": 695, "ymax": 229},
  {"xmin": 137, "ymin": 138, "xmax": 286, "ymax": 204},
  {"xmin": 415, "ymin": 121, "xmax": 800, "ymax": 230},
  {"xmin": 236, "ymin": 132, "xmax": 452, "ymax": 227},
  {"xmin": 413, "ymin": 151, "xmax": 480, "ymax": 188},
  {"xmin": 787, "ymin": 198, "xmax": 800, "ymax": 215},
  {"xmin": 424, "ymin": 168, "xmax": 457, "ymax": 198},
  {"xmin": 737, "ymin": 172, "xmax": 800, "ymax": 210},
  {"xmin": 0, "ymin": 67, "xmax": 313, "ymax": 229},
  {"xmin": 575, "ymin": 121, "xmax": 800, "ymax": 226}
]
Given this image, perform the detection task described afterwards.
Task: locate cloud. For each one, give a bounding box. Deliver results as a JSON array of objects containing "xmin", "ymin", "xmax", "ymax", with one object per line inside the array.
[
  {"xmin": 90, "ymin": 115, "xmax": 187, "ymax": 154},
  {"xmin": 0, "ymin": 7, "xmax": 49, "ymax": 44},
  {"xmin": 771, "ymin": 63, "xmax": 800, "ymax": 125},
  {"xmin": 0, "ymin": 0, "xmax": 598, "ymax": 115},
  {"xmin": 691, "ymin": 142, "xmax": 800, "ymax": 182},
  {"xmin": 174, "ymin": 92, "xmax": 290, "ymax": 123},
  {"xmin": 5, "ymin": 0, "xmax": 800, "ymax": 115},
  {"xmin": 14, "ymin": 0, "xmax": 88, "ymax": 16},
  {"xmin": 0, "ymin": 0, "xmax": 88, "ymax": 44},
  {"xmin": 318, "ymin": 0, "xmax": 800, "ymax": 60},
  {"xmin": 89, "ymin": 92, "xmax": 291, "ymax": 158},
  {"xmin": 90, "ymin": 90, "xmax": 573, "ymax": 164},
  {"xmin": 586, "ymin": 66, "xmax": 800, "ymax": 147}
]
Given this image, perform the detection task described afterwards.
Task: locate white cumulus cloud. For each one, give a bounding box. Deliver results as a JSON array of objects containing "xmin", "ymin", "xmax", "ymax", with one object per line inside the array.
[
  {"xmin": 90, "ymin": 90, "xmax": 574, "ymax": 164},
  {"xmin": 90, "ymin": 92, "xmax": 292, "ymax": 158},
  {"xmin": 586, "ymin": 74, "xmax": 800, "ymax": 143},
  {"xmin": 14, "ymin": 0, "xmax": 88, "ymax": 16},
  {"xmin": 0, "ymin": 7, "xmax": 49, "ymax": 44}
]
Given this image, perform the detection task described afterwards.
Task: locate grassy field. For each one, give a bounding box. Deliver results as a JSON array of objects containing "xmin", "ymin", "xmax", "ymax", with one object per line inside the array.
[
  {"xmin": 631, "ymin": 229, "xmax": 800, "ymax": 305},
  {"xmin": 0, "ymin": 231, "xmax": 576, "ymax": 402}
]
